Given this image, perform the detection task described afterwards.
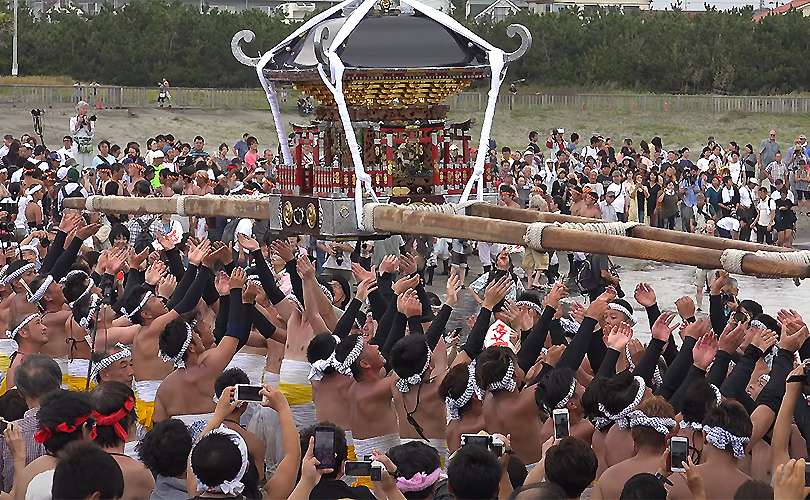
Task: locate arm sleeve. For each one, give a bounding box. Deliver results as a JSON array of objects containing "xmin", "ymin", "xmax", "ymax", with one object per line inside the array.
[
  {"xmin": 798, "ymin": 337, "xmax": 810, "ymax": 362},
  {"xmin": 49, "ymin": 235, "xmax": 83, "ymax": 282},
  {"xmin": 213, "ymin": 293, "xmax": 230, "ymax": 343},
  {"xmin": 425, "ymin": 304, "xmax": 452, "ymax": 351},
  {"xmin": 598, "ymin": 349, "xmax": 620, "ymax": 377},
  {"xmin": 461, "ymin": 307, "xmax": 494, "ymax": 360},
  {"xmin": 368, "ymin": 289, "xmax": 388, "ymax": 322},
  {"xmin": 167, "ymin": 264, "xmax": 197, "ymax": 311},
  {"xmin": 250, "ymin": 305, "xmax": 277, "ymax": 340},
  {"xmin": 165, "ymin": 248, "xmax": 185, "ymax": 281},
  {"xmin": 223, "ymin": 288, "xmax": 250, "ymax": 349},
  {"xmin": 720, "ymin": 345, "xmax": 763, "ymax": 402},
  {"xmin": 709, "ymin": 294, "xmax": 727, "ymax": 336},
  {"xmin": 548, "ymin": 319, "xmax": 567, "ymax": 346},
  {"xmin": 250, "ymin": 250, "xmax": 285, "ymax": 305},
  {"xmin": 371, "ymin": 297, "xmax": 397, "ymax": 347},
  {"xmin": 41, "ymin": 230, "xmax": 67, "ymax": 273},
  {"xmin": 633, "ymin": 338, "xmax": 666, "ymax": 387},
  {"xmin": 173, "ymin": 266, "xmax": 210, "ymax": 316},
  {"xmin": 558, "ymin": 317, "xmax": 598, "ymax": 371},
  {"xmin": 407, "ymin": 317, "xmax": 425, "ymax": 337},
  {"xmin": 755, "ymin": 348, "xmax": 793, "ymax": 414},
  {"xmin": 333, "ymin": 298, "xmax": 362, "ymax": 339},
  {"xmin": 517, "ymin": 306, "xmax": 555, "ymax": 373},
  {"xmin": 587, "ymin": 331, "xmax": 607, "ymax": 373},
  {"xmin": 382, "ymin": 312, "xmax": 408, "ymax": 358},
  {"xmin": 377, "ymin": 272, "xmax": 395, "ymax": 304},
  {"xmin": 668, "ymin": 365, "xmax": 706, "ymax": 412},
  {"xmin": 99, "ymin": 273, "xmax": 117, "ymax": 305},
  {"xmin": 656, "ymin": 337, "xmax": 698, "ymax": 400},
  {"xmin": 707, "ymin": 349, "xmax": 733, "ymax": 386}
]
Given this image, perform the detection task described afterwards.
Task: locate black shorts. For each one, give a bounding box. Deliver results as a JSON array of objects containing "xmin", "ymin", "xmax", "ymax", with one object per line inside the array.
[
  {"xmin": 450, "ymin": 252, "xmax": 468, "ymax": 267},
  {"xmin": 798, "ymin": 190, "xmax": 810, "ymax": 200}
]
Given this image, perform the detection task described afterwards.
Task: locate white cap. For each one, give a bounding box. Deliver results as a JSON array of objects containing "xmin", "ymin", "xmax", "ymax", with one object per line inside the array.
[
  {"xmin": 57, "ymin": 167, "xmax": 69, "ymax": 181},
  {"xmin": 152, "ymin": 150, "xmax": 165, "ymax": 159}
]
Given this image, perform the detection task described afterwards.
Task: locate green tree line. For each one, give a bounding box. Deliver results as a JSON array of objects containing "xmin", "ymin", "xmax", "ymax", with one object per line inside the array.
[{"xmin": 0, "ymin": 0, "xmax": 809, "ymax": 93}]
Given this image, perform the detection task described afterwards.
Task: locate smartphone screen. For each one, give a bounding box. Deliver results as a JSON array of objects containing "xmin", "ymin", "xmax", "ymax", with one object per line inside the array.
[
  {"xmin": 805, "ymin": 462, "xmax": 810, "ymax": 487},
  {"xmin": 314, "ymin": 427, "xmax": 336, "ymax": 469},
  {"xmin": 344, "ymin": 461, "xmax": 372, "ymax": 477},
  {"xmin": 670, "ymin": 437, "xmax": 688, "ymax": 472},
  {"xmin": 553, "ymin": 410, "xmax": 570, "ymax": 439},
  {"xmin": 234, "ymin": 385, "xmax": 263, "ymax": 402},
  {"xmin": 462, "ymin": 435, "xmax": 491, "ymax": 448}
]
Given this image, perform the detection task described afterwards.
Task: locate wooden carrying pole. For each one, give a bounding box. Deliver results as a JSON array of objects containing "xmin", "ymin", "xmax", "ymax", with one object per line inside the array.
[
  {"xmin": 465, "ymin": 203, "xmax": 792, "ymax": 254},
  {"xmin": 64, "ymin": 196, "xmax": 810, "ymax": 278},
  {"xmin": 369, "ymin": 205, "xmax": 810, "ymax": 279}
]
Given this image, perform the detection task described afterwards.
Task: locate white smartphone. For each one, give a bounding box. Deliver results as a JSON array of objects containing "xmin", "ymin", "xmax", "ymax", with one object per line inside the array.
[
  {"xmin": 552, "ymin": 408, "xmax": 570, "ymax": 440},
  {"xmin": 670, "ymin": 436, "xmax": 689, "ymax": 473},
  {"xmin": 233, "ymin": 384, "xmax": 264, "ymax": 403}
]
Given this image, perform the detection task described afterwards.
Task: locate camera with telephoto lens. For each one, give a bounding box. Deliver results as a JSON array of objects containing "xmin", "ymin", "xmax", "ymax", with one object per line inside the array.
[
  {"xmin": 30, "ymin": 109, "xmax": 44, "ymax": 117},
  {"xmin": 89, "ymin": 115, "xmax": 97, "ymax": 121}
]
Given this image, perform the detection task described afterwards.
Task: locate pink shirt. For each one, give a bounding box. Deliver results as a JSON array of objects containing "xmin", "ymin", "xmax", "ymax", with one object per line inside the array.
[{"xmin": 245, "ymin": 150, "xmax": 259, "ymax": 170}]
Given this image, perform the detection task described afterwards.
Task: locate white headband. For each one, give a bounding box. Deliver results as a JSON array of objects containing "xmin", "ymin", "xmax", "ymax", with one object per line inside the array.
[
  {"xmin": 598, "ymin": 376, "xmax": 646, "ymax": 429},
  {"xmin": 68, "ymin": 286, "xmax": 91, "ymax": 309},
  {"xmin": 395, "ymin": 345, "xmax": 431, "ymax": 393},
  {"xmin": 703, "ymin": 425, "xmax": 749, "ymax": 459},
  {"xmin": 607, "ymin": 302, "xmax": 636, "ymax": 326},
  {"xmin": 515, "ymin": 300, "xmax": 543, "ymax": 315},
  {"xmin": 333, "ymin": 335, "xmax": 364, "ymax": 377},
  {"xmin": 159, "ymin": 321, "xmax": 192, "ymax": 368},
  {"xmin": 555, "ymin": 378, "xmax": 577, "ymax": 409},
  {"xmin": 627, "ymin": 410, "xmax": 676, "ymax": 435},
  {"xmin": 678, "ymin": 420, "xmax": 703, "ymax": 431},
  {"xmin": 319, "ymin": 284, "xmax": 334, "ymax": 303},
  {"xmin": 28, "ymin": 275, "xmax": 53, "ymax": 304},
  {"xmin": 90, "ymin": 343, "xmax": 131, "ymax": 380},
  {"xmin": 25, "ymin": 185, "xmax": 42, "ymax": 196},
  {"xmin": 487, "ymin": 358, "xmax": 517, "ymax": 393},
  {"xmin": 749, "ymin": 319, "xmax": 767, "ymax": 330},
  {"xmin": 624, "ymin": 346, "xmax": 663, "ymax": 387},
  {"xmin": 59, "ymin": 269, "xmax": 88, "ymax": 284},
  {"xmin": 196, "ymin": 426, "xmax": 249, "ymax": 496},
  {"xmin": 3, "ymin": 263, "xmax": 34, "ymax": 285},
  {"xmin": 7, "ymin": 314, "xmax": 38, "ymax": 340},
  {"xmin": 121, "ymin": 291, "xmax": 152, "ymax": 320},
  {"xmin": 446, "ymin": 361, "xmax": 481, "ymax": 421},
  {"xmin": 0, "ymin": 265, "xmax": 9, "ymax": 283},
  {"xmin": 79, "ymin": 294, "xmax": 100, "ymax": 329}
]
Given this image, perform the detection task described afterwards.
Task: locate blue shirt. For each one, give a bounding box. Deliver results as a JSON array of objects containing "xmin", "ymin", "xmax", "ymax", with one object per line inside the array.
[
  {"xmin": 234, "ymin": 140, "xmax": 249, "ymax": 161},
  {"xmin": 679, "ymin": 178, "xmax": 700, "ymax": 207}
]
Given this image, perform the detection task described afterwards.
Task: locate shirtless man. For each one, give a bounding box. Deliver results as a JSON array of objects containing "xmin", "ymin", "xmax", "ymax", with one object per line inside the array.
[
  {"xmin": 668, "ymin": 400, "xmax": 753, "ymax": 499},
  {"xmin": 0, "ymin": 261, "xmax": 38, "ymax": 327},
  {"xmin": 122, "ymin": 239, "xmax": 216, "ymax": 430},
  {"xmin": 569, "ymin": 186, "xmax": 587, "ymax": 216},
  {"xmin": 593, "ymin": 397, "xmax": 676, "ymax": 500},
  {"xmin": 25, "ymin": 274, "xmax": 70, "ymax": 359},
  {"xmin": 91, "ymin": 343, "xmax": 134, "ymax": 385},
  {"xmin": 389, "ymin": 276, "xmax": 461, "ymax": 464},
  {"xmin": 3, "ymin": 313, "xmax": 47, "ymax": 392},
  {"xmin": 535, "ymin": 366, "xmax": 595, "ymax": 447},
  {"xmin": 213, "ymin": 370, "xmax": 266, "ymax": 482},
  {"xmin": 89, "ymin": 381, "xmax": 155, "ymax": 500},
  {"xmin": 334, "ymin": 332, "xmax": 399, "ymax": 460},
  {"xmin": 152, "ymin": 266, "xmax": 252, "ymax": 428},
  {"xmin": 580, "ymin": 191, "xmax": 603, "ymax": 219}
]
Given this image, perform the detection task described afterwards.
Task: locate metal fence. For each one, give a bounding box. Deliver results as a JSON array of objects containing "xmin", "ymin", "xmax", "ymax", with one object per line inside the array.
[{"xmin": 4, "ymin": 83, "xmax": 810, "ymax": 114}]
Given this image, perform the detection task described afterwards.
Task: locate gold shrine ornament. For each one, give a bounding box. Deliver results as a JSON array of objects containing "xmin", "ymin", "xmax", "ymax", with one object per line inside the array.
[{"xmin": 283, "ymin": 201, "xmax": 294, "ymax": 226}]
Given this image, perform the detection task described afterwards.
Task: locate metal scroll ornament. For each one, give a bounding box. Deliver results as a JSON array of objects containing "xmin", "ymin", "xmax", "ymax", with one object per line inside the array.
[{"xmin": 306, "ymin": 203, "xmax": 318, "ymax": 229}]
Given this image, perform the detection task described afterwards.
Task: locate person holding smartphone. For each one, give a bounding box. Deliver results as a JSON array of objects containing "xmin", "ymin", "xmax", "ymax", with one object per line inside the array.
[{"xmin": 592, "ymin": 397, "xmax": 677, "ymax": 500}]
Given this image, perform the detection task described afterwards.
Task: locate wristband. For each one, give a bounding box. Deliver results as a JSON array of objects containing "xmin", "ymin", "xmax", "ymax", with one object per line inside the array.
[{"xmin": 787, "ymin": 374, "xmax": 806, "ymax": 384}]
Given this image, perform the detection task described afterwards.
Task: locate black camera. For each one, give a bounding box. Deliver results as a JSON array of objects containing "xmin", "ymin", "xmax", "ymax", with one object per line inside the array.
[
  {"xmin": 30, "ymin": 109, "xmax": 44, "ymax": 117},
  {"xmin": 89, "ymin": 115, "xmax": 97, "ymax": 121}
]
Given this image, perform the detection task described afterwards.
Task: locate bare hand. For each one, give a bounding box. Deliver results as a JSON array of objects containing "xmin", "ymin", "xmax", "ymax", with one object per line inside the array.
[
  {"xmin": 605, "ymin": 322, "xmax": 633, "ymax": 351},
  {"xmin": 718, "ymin": 322, "xmax": 746, "ymax": 354},
  {"xmin": 710, "ymin": 270, "xmax": 730, "ymax": 295},
  {"xmin": 260, "ymin": 384, "xmax": 290, "ymax": 411},
  {"xmin": 544, "ymin": 282, "xmax": 568, "ymax": 310},
  {"xmin": 296, "ymin": 255, "xmax": 316, "ymax": 281},
  {"xmin": 392, "ymin": 273, "xmax": 420, "ymax": 295},
  {"xmin": 779, "ymin": 321, "xmax": 809, "ymax": 353},
  {"xmin": 378, "ymin": 255, "xmax": 399, "ymax": 275},
  {"xmin": 235, "ymin": 232, "xmax": 259, "ymax": 253},
  {"xmin": 483, "ymin": 276, "xmax": 512, "ymax": 310},
  {"xmin": 352, "ymin": 262, "xmax": 375, "ymax": 283},
  {"xmin": 75, "ymin": 223, "xmax": 102, "ymax": 241},
  {"xmin": 651, "ymin": 311, "xmax": 678, "ymax": 342},
  {"xmin": 675, "ymin": 296, "xmax": 696, "ymax": 320},
  {"xmin": 156, "ymin": 232, "xmax": 176, "ymax": 251},
  {"xmin": 570, "ymin": 301, "xmax": 586, "ymax": 324},
  {"xmin": 773, "ymin": 458, "xmax": 810, "ymax": 500},
  {"xmin": 682, "ymin": 318, "xmax": 711, "ymax": 340},
  {"xmin": 230, "ymin": 267, "xmax": 247, "ymax": 290},
  {"xmin": 158, "ymin": 274, "xmax": 176, "ymax": 298},
  {"xmin": 4, "ymin": 423, "xmax": 25, "ymax": 462},
  {"xmin": 749, "ymin": 327, "xmax": 778, "ymax": 353},
  {"xmin": 399, "ymin": 253, "xmax": 417, "ymax": 276},
  {"xmin": 145, "ymin": 260, "xmax": 167, "ymax": 286},
  {"xmin": 270, "ymin": 239, "xmax": 294, "ymax": 262},
  {"xmin": 300, "ymin": 437, "xmax": 332, "ymax": 485},
  {"xmin": 356, "ymin": 277, "xmax": 378, "ymax": 302},
  {"xmin": 188, "ymin": 239, "xmax": 211, "ymax": 266},
  {"xmin": 692, "ymin": 332, "xmax": 719, "ymax": 370},
  {"xmin": 634, "ymin": 282, "xmax": 657, "ymax": 307},
  {"xmin": 397, "ymin": 289, "xmax": 422, "ymax": 318},
  {"xmin": 445, "ymin": 274, "xmax": 462, "ymax": 308}
]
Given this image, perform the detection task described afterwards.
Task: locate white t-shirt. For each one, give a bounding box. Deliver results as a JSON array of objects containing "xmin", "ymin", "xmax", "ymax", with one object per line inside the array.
[
  {"xmin": 583, "ymin": 183, "xmax": 604, "ymax": 199},
  {"xmin": 717, "ymin": 217, "xmax": 740, "ymax": 232},
  {"xmin": 56, "ymin": 147, "xmax": 74, "ymax": 165},
  {"xmin": 697, "ymin": 158, "xmax": 711, "ymax": 172},
  {"xmin": 606, "ymin": 182, "xmax": 626, "ymax": 214},
  {"xmin": 756, "ymin": 198, "xmax": 776, "ymax": 226},
  {"xmin": 322, "ymin": 240, "xmax": 355, "ymax": 271},
  {"xmin": 771, "ymin": 190, "xmax": 796, "ymax": 203},
  {"xmin": 728, "ymin": 162, "xmax": 742, "ymax": 184},
  {"xmin": 738, "ymin": 185, "xmax": 754, "ymax": 208}
]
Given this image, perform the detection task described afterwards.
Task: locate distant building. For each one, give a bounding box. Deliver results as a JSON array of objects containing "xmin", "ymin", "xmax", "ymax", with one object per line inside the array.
[
  {"xmin": 753, "ymin": 0, "xmax": 810, "ymax": 21},
  {"xmin": 526, "ymin": 0, "xmax": 649, "ymax": 14},
  {"xmin": 471, "ymin": 0, "xmax": 526, "ymax": 22}
]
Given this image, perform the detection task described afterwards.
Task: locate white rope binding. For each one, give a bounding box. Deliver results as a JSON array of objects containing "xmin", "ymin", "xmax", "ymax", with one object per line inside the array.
[
  {"xmin": 361, "ymin": 201, "xmax": 478, "ymax": 233},
  {"xmin": 175, "ymin": 195, "xmax": 187, "ymax": 216},
  {"xmin": 85, "ymin": 195, "xmax": 96, "ymax": 212},
  {"xmin": 719, "ymin": 249, "xmax": 747, "ymax": 275}
]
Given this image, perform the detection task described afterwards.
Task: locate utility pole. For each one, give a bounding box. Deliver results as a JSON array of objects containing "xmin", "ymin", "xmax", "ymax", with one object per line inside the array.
[{"xmin": 11, "ymin": 0, "xmax": 18, "ymax": 76}]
